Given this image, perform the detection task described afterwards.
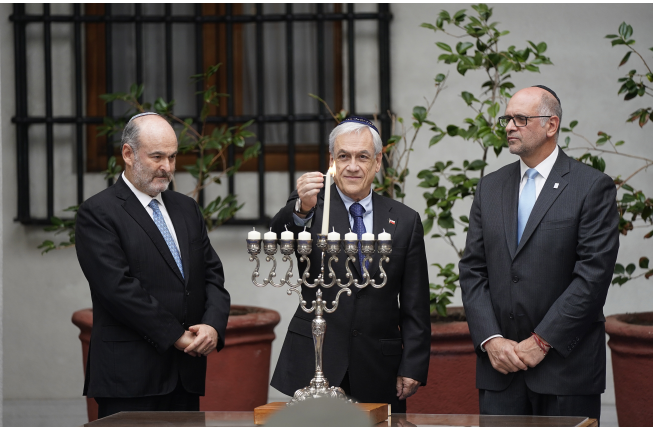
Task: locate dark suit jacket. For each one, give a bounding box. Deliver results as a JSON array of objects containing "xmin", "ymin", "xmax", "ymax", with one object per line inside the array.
[
  {"xmin": 75, "ymin": 176, "xmax": 231, "ymax": 398},
  {"xmin": 459, "ymin": 149, "xmax": 619, "ymax": 395},
  {"xmin": 269, "ymin": 184, "xmax": 431, "ymax": 405}
]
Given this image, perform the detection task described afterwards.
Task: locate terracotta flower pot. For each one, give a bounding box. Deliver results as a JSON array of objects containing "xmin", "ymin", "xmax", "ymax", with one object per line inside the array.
[
  {"xmin": 71, "ymin": 305, "xmax": 280, "ymax": 422},
  {"xmin": 407, "ymin": 307, "xmax": 478, "ymax": 414},
  {"xmin": 605, "ymin": 312, "xmax": 653, "ymax": 427}
]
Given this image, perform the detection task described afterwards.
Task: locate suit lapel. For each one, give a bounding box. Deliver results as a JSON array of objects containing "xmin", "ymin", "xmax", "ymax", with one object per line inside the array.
[
  {"xmin": 116, "ymin": 178, "xmax": 185, "ymax": 284},
  {"xmin": 370, "ymin": 192, "xmax": 395, "ymax": 281},
  {"xmin": 502, "ymin": 162, "xmax": 520, "ymax": 261},
  {"xmin": 163, "ymin": 193, "xmax": 190, "ymax": 287},
  {"xmin": 515, "ymin": 149, "xmax": 570, "ymax": 257}
]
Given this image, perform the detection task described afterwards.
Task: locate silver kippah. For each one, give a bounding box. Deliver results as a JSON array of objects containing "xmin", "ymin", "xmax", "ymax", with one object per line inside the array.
[{"xmin": 127, "ymin": 112, "xmax": 161, "ymax": 123}]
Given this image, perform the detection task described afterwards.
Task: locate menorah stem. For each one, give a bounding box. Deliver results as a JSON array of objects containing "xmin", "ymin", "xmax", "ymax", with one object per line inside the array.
[{"xmin": 310, "ymin": 291, "xmax": 328, "ymax": 389}]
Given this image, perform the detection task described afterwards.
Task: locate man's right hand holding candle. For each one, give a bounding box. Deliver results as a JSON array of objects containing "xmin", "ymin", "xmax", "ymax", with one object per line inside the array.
[{"xmin": 295, "ymin": 172, "xmax": 324, "ymax": 217}]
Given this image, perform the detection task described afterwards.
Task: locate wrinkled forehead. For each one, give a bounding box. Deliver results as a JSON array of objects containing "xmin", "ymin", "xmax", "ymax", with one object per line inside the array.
[{"xmin": 334, "ymin": 129, "xmax": 375, "ymax": 154}]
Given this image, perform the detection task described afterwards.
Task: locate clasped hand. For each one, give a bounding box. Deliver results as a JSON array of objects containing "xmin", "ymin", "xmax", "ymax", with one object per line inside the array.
[
  {"xmin": 174, "ymin": 324, "xmax": 218, "ymax": 357},
  {"xmin": 485, "ymin": 335, "xmax": 549, "ymax": 374}
]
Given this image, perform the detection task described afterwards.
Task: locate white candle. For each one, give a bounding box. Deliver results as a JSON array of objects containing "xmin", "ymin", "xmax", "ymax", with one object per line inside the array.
[
  {"xmin": 327, "ymin": 229, "xmax": 340, "ymax": 241},
  {"xmin": 248, "ymin": 228, "xmax": 261, "ymax": 240},
  {"xmin": 378, "ymin": 229, "xmax": 391, "ymax": 241},
  {"xmin": 362, "ymin": 232, "xmax": 375, "ymax": 241},
  {"xmin": 345, "ymin": 230, "xmax": 357, "ymax": 241},
  {"xmin": 298, "ymin": 229, "xmax": 311, "ymax": 240},
  {"xmin": 264, "ymin": 229, "xmax": 277, "ymax": 240},
  {"xmin": 281, "ymin": 230, "xmax": 293, "ymax": 240},
  {"xmin": 321, "ymin": 168, "xmax": 332, "ymax": 235}
]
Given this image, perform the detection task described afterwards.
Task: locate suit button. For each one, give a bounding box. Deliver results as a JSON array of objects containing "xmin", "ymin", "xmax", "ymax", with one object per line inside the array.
[
  {"xmin": 181, "ymin": 322, "xmax": 185, "ymax": 327},
  {"xmin": 509, "ymin": 313, "xmax": 514, "ymax": 320},
  {"xmin": 186, "ymin": 291, "xmax": 190, "ymax": 296},
  {"xmin": 352, "ymin": 330, "xmax": 359, "ymax": 337},
  {"xmin": 512, "ymin": 276, "xmax": 519, "ymax": 283}
]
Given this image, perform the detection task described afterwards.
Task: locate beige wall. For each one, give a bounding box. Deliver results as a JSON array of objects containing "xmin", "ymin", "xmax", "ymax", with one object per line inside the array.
[{"xmin": 1, "ymin": 3, "xmax": 652, "ymax": 408}]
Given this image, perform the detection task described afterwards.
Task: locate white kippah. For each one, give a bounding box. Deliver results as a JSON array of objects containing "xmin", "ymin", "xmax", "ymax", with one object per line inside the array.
[{"xmin": 128, "ymin": 112, "xmax": 161, "ymax": 123}]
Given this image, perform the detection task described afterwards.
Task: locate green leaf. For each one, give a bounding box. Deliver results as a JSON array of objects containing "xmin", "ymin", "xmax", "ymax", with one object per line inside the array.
[
  {"xmin": 487, "ymin": 102, "xmax": 500, "ymax": 118},
  {"xmin": 614, "ymin": 263, "xmax": 625, "ymax": 274},
  {"xmin": 524, "ymin": 64, "xmax": 540, "ymax": 73},
  {"xmin": 626, "ymin": 263, "xmax": 636, "ymax": 275},
  {"xmin": 421, "ymin": 23, "xmax": 437, "ymax": 31},
  {"xmin": 436, "ymin": 42, "xmax": 452, "ymax": 53},
  {"xmin": 422, "ymin": 217, "xmax": 434, "ymax": 236},
  {"xmin": 640, "ymin": 257, "xmax": 650, "ymax": 269},
  {"xmin": 461, "ymin": 91, "xmax": 477, "ymax": 105},
  {"xmin": 605, "ymin": 34, "xmax": 619, "ymax": 39},
  {"xmin": 570, "ymin": 120, "xmax": 578, "ymax": 129},
  {"xmin": 456, "ymin": 42, "xmax": 474, "ymax": 55},
  {"xmin": 619, "ymin": 51, "xmax": 632, "ymax": 67}
]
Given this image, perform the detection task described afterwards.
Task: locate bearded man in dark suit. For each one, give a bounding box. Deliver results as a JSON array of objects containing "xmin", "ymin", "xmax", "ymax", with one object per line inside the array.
[
  {"xmin": 75, "ymin": 113, "xmax": 231, "ymax": 418},
  {"xmin": 459, "ymin": 86, "xmax": 619, "ymax": 421},
  {"xmin": 269, "ymin": 117, "xmax": 431, "ymax": 413}
]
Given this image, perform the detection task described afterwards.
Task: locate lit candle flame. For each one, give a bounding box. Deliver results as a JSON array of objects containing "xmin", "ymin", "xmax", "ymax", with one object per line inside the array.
[{"xmin": 328, "ymin": 161, "xmax": 336, "ymax": 175}]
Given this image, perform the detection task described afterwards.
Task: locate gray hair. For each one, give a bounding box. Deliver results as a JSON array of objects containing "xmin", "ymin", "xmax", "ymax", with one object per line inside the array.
[
  {"xmin": 537, "ymin": 92, "xmax": 562, "ymax": 142},
  {"xmin": 328, "ymin": 122, "xmax": 383, "ymax": 157},
  {"xmin": 121, "ymin": 118, "xmax": 142, "ymax": 153}
]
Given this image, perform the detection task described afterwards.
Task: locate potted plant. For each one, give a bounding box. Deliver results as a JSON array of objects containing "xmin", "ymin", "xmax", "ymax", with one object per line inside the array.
[
  {"xmin": 562, "ymin": 23, "xmax": 652, "ymax": 427},
  {"xmin": 41, "ymin": 64, "xmax": 280, "ymax": 421}
]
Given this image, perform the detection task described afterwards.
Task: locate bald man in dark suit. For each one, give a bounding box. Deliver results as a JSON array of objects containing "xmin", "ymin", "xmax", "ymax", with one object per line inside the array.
[
  {"xmin": 76, "ymin": 113, "xmax": 230, "ymax": 418},
  {"xmin": 459, "ymin": 86, "xmax": 619, "ymax": 422}
]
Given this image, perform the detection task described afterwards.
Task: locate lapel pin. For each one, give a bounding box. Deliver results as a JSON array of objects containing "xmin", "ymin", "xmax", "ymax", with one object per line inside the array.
[
  {"xmin": 389, "ymin": 219, "xmax": 396, "ymax": 225},
  {"xmin": 554, "ymin": 183, "xmax": 559, "ymax": 189}
]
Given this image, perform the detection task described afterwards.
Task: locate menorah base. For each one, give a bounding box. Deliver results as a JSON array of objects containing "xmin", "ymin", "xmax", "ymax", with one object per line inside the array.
[{"xmin": 288, "ymin": 380, "xmax": 353, "ymax": 406}]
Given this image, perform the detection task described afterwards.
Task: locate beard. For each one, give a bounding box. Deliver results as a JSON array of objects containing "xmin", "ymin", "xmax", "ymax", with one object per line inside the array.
[{"xmin": 131, "ymin": 154, "xmax": 174, "ymax": 197}]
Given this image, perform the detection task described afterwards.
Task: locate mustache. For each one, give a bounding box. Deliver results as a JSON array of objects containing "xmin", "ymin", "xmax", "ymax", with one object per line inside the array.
[{"xmin": 152, "ymin": 170, "xmax": 174, "ymax": 181}]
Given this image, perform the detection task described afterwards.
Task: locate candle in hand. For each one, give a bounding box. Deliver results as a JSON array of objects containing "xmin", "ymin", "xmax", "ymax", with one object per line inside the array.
[
  {"xmin": 248, "ymin": 228, "xmax": 261, "ymax": 240},
  {"xmin": 321, "ymin": 162, "xmax": 336, "ymax": 235},
  {"xmin": 264, "ymin": 228, "xmax": 277, "ymax": 240},
  {"xmin": 378, "ymin": 229, "xmax": 391, "ymax": 241},
  {"xmin": 327, "ymin": 228, "xmax": 340, "ymax": 241},
  {"xmin": 298, "ymin": 228, "xmax": 311, "ymax": 241}
]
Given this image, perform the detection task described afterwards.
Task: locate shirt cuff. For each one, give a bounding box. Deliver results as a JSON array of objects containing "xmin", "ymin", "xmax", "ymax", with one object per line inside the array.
[
  {"xmin": 292, "ymin": 212, "xmax": 314, "ymax": 227},
  {"xmin": 480, "ymin": 334, "xmax": 503, "ymax": 352}
]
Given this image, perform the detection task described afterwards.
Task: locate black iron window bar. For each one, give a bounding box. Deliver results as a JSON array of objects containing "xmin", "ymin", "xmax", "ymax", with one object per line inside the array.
[{"xmin": 11, "ymin": 3, "xmax": 392, "ymax": 226}]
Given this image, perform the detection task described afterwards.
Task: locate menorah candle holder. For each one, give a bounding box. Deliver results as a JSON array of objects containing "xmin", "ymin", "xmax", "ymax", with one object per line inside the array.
[{"xmin": 247, "ymin": 232, "xmax": 391, "ymax": 404}]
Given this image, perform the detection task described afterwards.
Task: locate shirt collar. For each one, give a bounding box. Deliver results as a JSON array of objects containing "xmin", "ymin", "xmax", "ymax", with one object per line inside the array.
[
  {"xmin": 335, "ymin": 184, "xmax": 374, "ymax": 216},
  {"xmin": 122, "ymin": 172, "xmax": 164, "ymax": 209},
  {"xmin": 520, "ymin": 145, "xmax": 559, "ymax": 181}
]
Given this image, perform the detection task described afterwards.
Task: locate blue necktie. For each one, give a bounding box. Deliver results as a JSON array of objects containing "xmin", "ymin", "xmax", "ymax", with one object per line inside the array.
[
  {"xmin": 517, "ymin": 168, "xmax": 539, "ymax": 245},
  {"xmin": 349, "ymin": 202, "xmax": 368, "ymax": 274},
  {"xmin": 148, "ymin": 199, "xmax": 184, "ymax": 278}
]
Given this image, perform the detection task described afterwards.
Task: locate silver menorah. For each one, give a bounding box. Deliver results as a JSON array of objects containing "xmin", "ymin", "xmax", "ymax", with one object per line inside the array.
[{"xmin": 246, "ymin": 232, "xmax": 391, "ymax": 404}]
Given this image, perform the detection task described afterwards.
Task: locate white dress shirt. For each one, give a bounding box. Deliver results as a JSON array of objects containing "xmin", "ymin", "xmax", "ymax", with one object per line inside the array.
[
  {"xmin": 122, "ymin": 172, "xmax": 181, "ymax": 251},
  {"xmin": 518, "ymin": 145, "xmax": 559, "ymax": 199},
  {"xmin": 480, "ymin": 146, "xmax": 559, "ymax": 352}
]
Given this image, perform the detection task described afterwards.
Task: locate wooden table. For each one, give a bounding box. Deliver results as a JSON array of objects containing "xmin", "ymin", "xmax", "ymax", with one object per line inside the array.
[{"xmin": 84, "ymin": 411, "xmax": 597, "ymax": 427}]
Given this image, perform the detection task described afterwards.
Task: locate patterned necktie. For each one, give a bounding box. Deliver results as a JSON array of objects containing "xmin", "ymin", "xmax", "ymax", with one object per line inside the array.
[
  {"xmin": 349, "ymin": 202, "xmax": 368, "ymax": 274},
  {"xmin": 148, "ymin": 199, "xmax": 184, "ymax": 278},
  {"xmin": 517, "ymin": 168, "xmax": 539, "ymax": 245}
]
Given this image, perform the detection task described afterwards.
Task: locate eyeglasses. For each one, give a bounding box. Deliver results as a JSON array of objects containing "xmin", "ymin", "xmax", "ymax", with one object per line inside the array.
[{"xmin": 498, "ymin": 115, "xmax": 552, "ymax": 127}]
